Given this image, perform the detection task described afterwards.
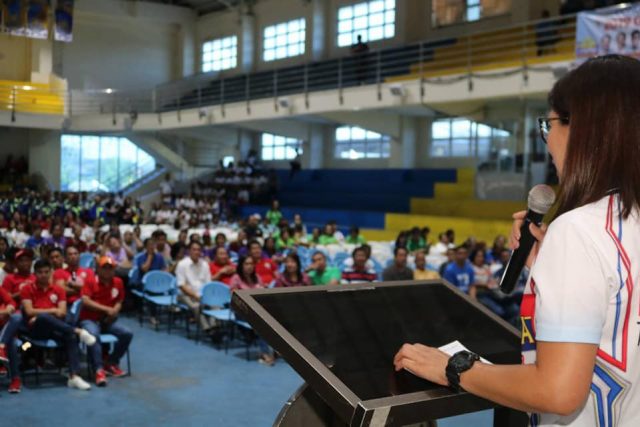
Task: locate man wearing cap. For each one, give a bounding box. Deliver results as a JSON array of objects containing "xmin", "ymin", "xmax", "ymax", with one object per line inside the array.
[
  {"xmin": 17, "ymin": 259, "xmax": 96, "ymax": 391},
  {"xmin": 2, "ymin": 249, "xmax": 35, "ymax": 301},
  {"xmin": 80, "ymin": 256, "xmax": 132, "ymax": 386},
  {"xmin": 175, "ymin": 241, "xmax": 216, "ymax": 332}
]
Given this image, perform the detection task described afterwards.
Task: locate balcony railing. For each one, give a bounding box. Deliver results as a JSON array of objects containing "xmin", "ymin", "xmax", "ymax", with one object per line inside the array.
[{"xmin": 1, "ymin": 14, "xmax": 577, "ymax": 121}]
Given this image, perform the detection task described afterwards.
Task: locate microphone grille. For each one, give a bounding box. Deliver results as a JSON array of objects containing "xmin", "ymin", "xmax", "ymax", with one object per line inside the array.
[{"xmin": 528, "ymin": 184, "xmax": 556, "ymax": 214}]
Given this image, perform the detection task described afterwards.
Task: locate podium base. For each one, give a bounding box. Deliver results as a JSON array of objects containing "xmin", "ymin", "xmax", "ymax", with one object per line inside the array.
[{"xmin": 274, "ymin": 383, "xmax": 437, "ymax": 427}]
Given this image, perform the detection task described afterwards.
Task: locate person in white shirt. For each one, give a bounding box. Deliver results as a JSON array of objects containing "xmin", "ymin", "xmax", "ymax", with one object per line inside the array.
[
  {"xmin": 394, "ymin": 55, "xmax": 640, "ymax": 426},
  {"xmin": 175, "ymin": 241, "xmax": 215, "ymax": 332},
  {"xmin": 429, "ymin": 232, "xmax": 453, "ymax": 257},
  {"xmin": 159, "ymin": 174, "xmax": 173, "ymax": 200}
]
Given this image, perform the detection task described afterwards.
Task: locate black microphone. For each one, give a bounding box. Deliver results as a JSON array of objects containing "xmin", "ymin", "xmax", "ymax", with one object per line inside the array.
[{"xmin": 499, "ymin": 184, "xmax": 556, "ymax": 294}]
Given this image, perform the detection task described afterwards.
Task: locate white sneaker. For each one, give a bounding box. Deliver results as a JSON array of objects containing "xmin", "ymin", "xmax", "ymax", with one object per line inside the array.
[
  {"xmin": 67, "ymin": 375, "xmax": 91, "ymax": 391},
  {"xmin": 78, "ymin": 329, "xmax": 96, "ymax": 346}
]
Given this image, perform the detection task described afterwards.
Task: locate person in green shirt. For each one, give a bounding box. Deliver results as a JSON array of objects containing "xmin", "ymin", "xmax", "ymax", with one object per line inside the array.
[
  {"xmin": 266, "ymin": 200, "xmax": 283, "ymax": 226},
  {"xmin": 345, "ymin": 226, "xmax": 366, "ymax": 245},
  {"xmin": 276, "ymin": 227, "xmax": 296, "ymax": 251},
  {"xmin": 305, "ymin": 251, "xmax": 341, "ymax": 285},
  {"xmin": 317, "ymin": 224, "xmax": 338, "ymax": 246},
  {"xmin": 407, "ymin": 226, "xmax": 428, "ymax": 253}
]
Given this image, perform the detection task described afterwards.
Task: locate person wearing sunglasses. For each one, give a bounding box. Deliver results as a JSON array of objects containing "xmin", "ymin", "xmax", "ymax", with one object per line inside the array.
[{"xmin": 394, "ymin": 55, "xmax": 640, "ymax": 426}]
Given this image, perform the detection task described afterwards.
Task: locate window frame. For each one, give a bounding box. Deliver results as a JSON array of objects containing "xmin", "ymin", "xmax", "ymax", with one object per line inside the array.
[
  {"xmin": 263, "ymin": 18, "xmax": 307, "ymax": 62},
  {"xmin": 429, "ymin": 118, "xmax": 510, "ymax": 158},
  {"xmin": 201, "ymin": 35, "xmax": 238, "ymax": 73},
  {"xmin": 337, "ymin": 0, "xmax": 396, "ymax": 48},
  {"xmin": 60, "ymin": 135, "xmax": 156, "ymax": 192},
  {"xmin": 334, "ymin": 125, "xmax": 391, "ymax": 160},
  {"xmin": 261, "ymin": 133, "xmax": 303, "ymax": 161}
]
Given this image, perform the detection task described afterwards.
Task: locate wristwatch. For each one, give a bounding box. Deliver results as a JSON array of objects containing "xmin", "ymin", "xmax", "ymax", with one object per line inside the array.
[{"xmin": 446, "ymin": 350, "xmax": 480, "ymax": 392}]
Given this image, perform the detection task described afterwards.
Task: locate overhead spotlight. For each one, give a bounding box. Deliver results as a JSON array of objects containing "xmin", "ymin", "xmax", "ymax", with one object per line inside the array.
[
  {"xmin": 278, "ymin": 97, "xmax": 290, "ymax": 109},
  {"xmin": 389, "ymin": 84, "xmax": 406, "ymax": 97}
]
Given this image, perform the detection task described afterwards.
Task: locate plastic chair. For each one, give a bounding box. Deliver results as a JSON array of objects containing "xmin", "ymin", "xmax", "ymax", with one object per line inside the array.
[
  {"xmin": 79, "ymin": 253, "xmax": 96, "ymax": 269},
  {"xmin": 198, "ymin": 282, "xmax": 232, "ymax": 345},
  {"xmin": 140, "ymin": 271, "xmax": 178, "ymax": 332},
  {"xmin": 22, "ymin": 299, "xmax": 82, "ymax": 384},
  {"xmin": 331, "ymin": 252, "xmax": 350, "ymax": 268}
]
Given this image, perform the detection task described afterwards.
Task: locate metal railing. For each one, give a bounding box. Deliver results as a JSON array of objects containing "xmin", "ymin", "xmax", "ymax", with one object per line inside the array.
[{"xmin": 0, "ymin": 14, "xmax": 577, "ymax": 121}]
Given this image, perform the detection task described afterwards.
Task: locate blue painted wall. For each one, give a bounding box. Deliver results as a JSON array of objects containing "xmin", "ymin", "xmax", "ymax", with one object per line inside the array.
[{"xmin": 271, "ymin": 168, "xmax": 457, "ymax": 213}]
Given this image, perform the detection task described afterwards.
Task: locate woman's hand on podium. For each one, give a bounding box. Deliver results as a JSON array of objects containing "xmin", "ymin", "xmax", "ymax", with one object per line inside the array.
[
  {"xmin": 509, "ymin": 210, "xmax": 548, "ymax": 268},
  {"xmin": 393, "ymin": 343, "xmax": 449, "ymax": 386}
]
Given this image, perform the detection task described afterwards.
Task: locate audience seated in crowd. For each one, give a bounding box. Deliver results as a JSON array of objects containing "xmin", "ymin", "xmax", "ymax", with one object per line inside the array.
[{"xmin": 0, "ymin": 189, "xmax": 524, "ymax": 379}]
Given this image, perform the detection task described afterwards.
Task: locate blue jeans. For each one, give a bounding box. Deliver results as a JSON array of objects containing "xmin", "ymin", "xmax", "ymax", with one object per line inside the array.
[
  {"xmin": 0, "ymin": 314, "xmax": 23, "ymax": 379},
  {"xmin": 28, "ymin": 313, "xmax": 82, "ymax": 375},
  {"xmin": 80, "ymin": 319, "xmax": 133, "ymax": 369}
]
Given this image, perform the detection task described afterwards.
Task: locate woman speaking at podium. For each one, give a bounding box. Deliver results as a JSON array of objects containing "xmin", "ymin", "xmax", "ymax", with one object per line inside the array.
[{"xmin": 394, "ymin": 54, "xmax": 640, "ymax": 426}]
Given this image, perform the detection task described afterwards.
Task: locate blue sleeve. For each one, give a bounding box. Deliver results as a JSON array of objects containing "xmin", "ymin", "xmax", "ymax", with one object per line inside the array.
[{"xmin": 443, "ymin": 268, "xmax": 457, "ymax": 286}]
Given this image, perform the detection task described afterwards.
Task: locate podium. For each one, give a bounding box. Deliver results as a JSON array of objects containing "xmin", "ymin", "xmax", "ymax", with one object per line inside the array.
[{"xmin": 231, "ymin": 280, "xmax": 528, "ymax": 426}]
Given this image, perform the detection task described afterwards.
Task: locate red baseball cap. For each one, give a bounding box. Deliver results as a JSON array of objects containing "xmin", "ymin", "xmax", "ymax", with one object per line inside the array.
[
  {"xmin": 98, "ymin": 256, "xmax": 116, "ymax": 268},
  {"xmin": 14, "ymin": 249, "xmax": 34, "ymax": 261}
]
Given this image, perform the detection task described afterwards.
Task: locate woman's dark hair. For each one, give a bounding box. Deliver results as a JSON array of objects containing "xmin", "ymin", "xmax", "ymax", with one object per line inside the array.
[
  {"xmin": 237, "ymin": 255, "xmax": 258, "ymax": 284},
  {"xmin": 284, "ymin": 253, "xmax": 303, "ymax": 282},
  {"xmin": 469, "ymin": 248, "xmax": 485, "ymax": 266},
  {"xmin": 263, "ymin": 237, "xmax": 277, "ymax": 257},
  {"xmin": 548, "ymin": 55, "xmax": 640, "ymax": 219}
]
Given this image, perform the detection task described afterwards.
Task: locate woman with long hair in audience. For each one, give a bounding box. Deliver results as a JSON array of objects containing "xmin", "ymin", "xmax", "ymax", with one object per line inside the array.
[
  {"xmin": 468, "ymin": 248, "xmax": 494, "ymax": 299},
  {"xmin": 275, "ymin": 227, "xmax": 295, "ymax": 251},
  {"xmin": 276, "ymin": 253, "xmax": 310, "ymax": 288},
  {"xmin": 229, "ymin": 256, "xmax": 264, "ymax": 290},
  {"xmin": 230, "ymin": 256, "xmax": 277, "ymax": 366},
  {"xmin": 395, "ymin": 55, "xmax": 640, "ymax": 425}
]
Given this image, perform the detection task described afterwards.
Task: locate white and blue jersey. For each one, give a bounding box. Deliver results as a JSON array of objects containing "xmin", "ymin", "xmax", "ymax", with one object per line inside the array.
[
  {"xmin": 521, "ymin": 194, "xmax": 640, "ymax": 426},
  {"xmin": 443, "ymin": 261, "xmax": 475, "ymax": 293}
]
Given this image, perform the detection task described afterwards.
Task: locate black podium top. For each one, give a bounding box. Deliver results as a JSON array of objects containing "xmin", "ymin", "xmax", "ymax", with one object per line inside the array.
[{"xmin": 232, "ymin": 280, "xmax": 521, "ymax": 426}]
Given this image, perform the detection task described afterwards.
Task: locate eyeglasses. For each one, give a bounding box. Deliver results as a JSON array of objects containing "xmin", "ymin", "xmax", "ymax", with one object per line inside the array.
[{"xmin": 537, "ymin": 117, "xmax": 568, "ymax": 144}]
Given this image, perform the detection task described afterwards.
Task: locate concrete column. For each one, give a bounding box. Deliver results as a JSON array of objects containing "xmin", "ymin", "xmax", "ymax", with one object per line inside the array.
[
  {"xmin": 307, "ymin": 123, "xmax": 324, "ymax": 169},
  {"xmin": 311, "ymin": 0, "xmax": 328, "ymax": 61},
  {"xmin": 240, "ymin": 13, "xmax": 256, "ymax": 73},
  {"xmin": 30, "ymin": 39, "xmax": 53, "ymax": 83}
]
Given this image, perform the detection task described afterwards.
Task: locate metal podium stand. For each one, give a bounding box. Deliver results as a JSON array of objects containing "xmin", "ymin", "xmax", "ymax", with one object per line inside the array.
[{"xmin": 232, "ymin": 281, "xmax": 528, "ymax": 427}]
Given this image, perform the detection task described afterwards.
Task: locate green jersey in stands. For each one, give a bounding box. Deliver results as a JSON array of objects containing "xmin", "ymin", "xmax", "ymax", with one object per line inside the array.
[
  {"xmin": 308, "ymin": 267, "xmax": 342, "ymax": 285},
  {"xmin": 345, "ymin": 235, "xmax": 366, "ymax": 245},
  {"xmin": 266, "ymin": 209, "xmax": 282, "ymax": 226},
  {"xmin": 318, "ymin": 235, "xmax": 338, "ymax": 245},
  {"xmin": 407, "ymin": 237, "xmax": 427, "ymax": 253},
  {"xmin": 276, "ymin": 237, "xmax": 295, "ymax": 251}
]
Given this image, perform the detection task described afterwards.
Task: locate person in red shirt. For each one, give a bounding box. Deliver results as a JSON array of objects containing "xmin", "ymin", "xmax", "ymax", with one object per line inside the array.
[
  {"xmin": 52, "ymin": 245, "xmax": 95, "ymax": 309},
  {"xmin": 80, "ymin": 256, "xmax": 132, "ymax": 386},
  {"xmin": 2, "ymin": 249, "xmax": 35, "ymax": 301},
  {"xmin": 18, "ymin": 259, "xmax": 97, "ymax": 392},
  {"xmin": 0, "ymin": 286, "xmax": 21, "ymax": 392},
  {"xmin": 248, "ymin": 240, "xmax": 278, "ymax": 286},
  {"xmin": 65, "ymin": 225, "xmax": 88, "ymax": 253},
  {"xmin": 209, "ymin": 246, "xmax": 236, "ymax": 286}
]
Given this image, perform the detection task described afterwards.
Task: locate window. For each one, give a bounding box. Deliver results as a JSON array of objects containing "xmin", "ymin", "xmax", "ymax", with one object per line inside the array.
[
  {"xmin": 432, "ymin": 0, "xmax": 511, "ymax": 27},
  {"xmin": 335, "ymin": 126, "xmax": 390, "ymax": 159},
  {"xmin": 263, "ymin": 18, "xmax": 306, "ymax": 62},
  {"xmin": 60, "ymin": 135, "xmax": 156, "ymax": 192},
  {"xmin": 261, "ymin": 133, "xmax": 303, "ymax": 161},
  {"xmin": 430, "ymin": 118, "xmax": 510, "ymax": 158},
  {"xmin": 337, "ymin": 0, "xmax": 396, "ymax": 47},
  {"xmin": 202, "ymin": 35, "xmax": 238, "ymax": 72}
]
